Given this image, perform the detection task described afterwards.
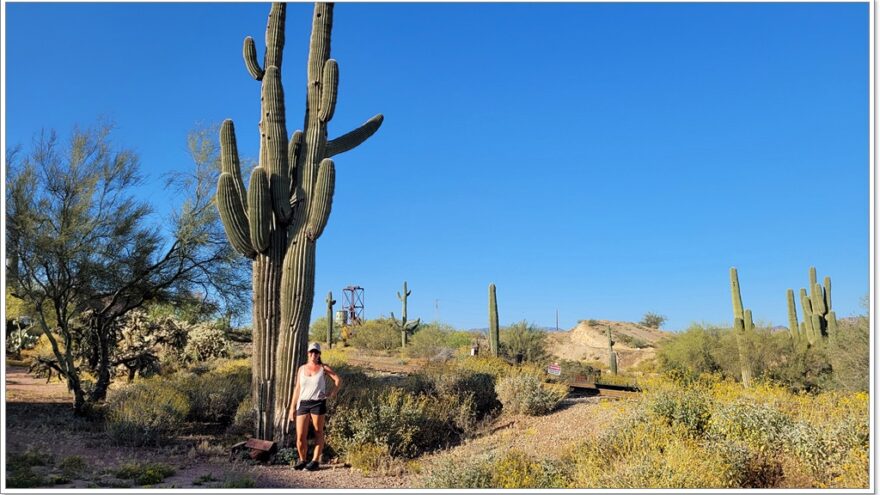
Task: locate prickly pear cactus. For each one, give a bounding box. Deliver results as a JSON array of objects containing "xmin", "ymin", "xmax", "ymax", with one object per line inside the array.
[
  {"xmin": 216, "ymin": 2, "xmax": 383, "ymax": 444},
  {"xmin": 488, "ymin": 283, "xmax": 500, "ymax": 357},
  {"xmin": 729, "ymin": 267, "xmax": 753, "ymax": 388},
  {"xmin": 391, "ymin": 281, "xmax": 420, "ymax": 348}
]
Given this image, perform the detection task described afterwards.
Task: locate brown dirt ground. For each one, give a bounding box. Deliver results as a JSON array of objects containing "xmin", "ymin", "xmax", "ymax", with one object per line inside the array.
[{"xmin": 4, "ymin": 365, "xmax": 413, "ymax": 489}]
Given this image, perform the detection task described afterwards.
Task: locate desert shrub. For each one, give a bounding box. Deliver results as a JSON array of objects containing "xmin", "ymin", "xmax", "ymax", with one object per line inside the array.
[
  {"xmin": 344, "ymin": 443, "xmax": 408, "ymax": 476},
  {"xmin": 328, "ymin": 387, "xmax": 465, "ymax": 458},
  {"xmin": 824, "ymin": 315, "xmax": 869, "ymax": 391},
  {"xmin": 657, "ymin": 324, "xmax": 723, "ymax": 380},
  {"xmin": 617, "ymin": 333, "xmax": 651, "ymax": 349},
  {"xmin": 58, "ymin": 456, "xmax": 87, "ymax": 480},
  {"xmin": 171, "ymin": 359, "xmax": 250, "ymax": 423},
  {"xmin": 115, "ymin": 462, "xmax": 175, "ymax": 485},
  {"xmin": 6, "ymin": 448, "xmax": 53, "ymax": 488},
  {"xmin": 106, "ymin": 378, "xmax": 190, "ymax": 446},
  {"xmin": 648, "ymin": 388, "xmax": 712, "ymax": 437},
  {"xmin": 405, "ymin": 323, "xmax": 473, "ymax": 359},
  {"xmin": 495, "ymin": 372, "xmax": 567, "ymax": 415},
  {"xmin": 183, "ymin": 323, "xmax": 231, "ymax": 362},
  {"xmin": 416, "ymin": 365, "xmax": 500, "ymax": 421},
  {"xmin": 309, "ymin": 316, "xmax": 341, "ymax": 345},
  {"xmin": 659, "ymin": 324, "xmax": 835, "ymax": 392},
  {"xmin": 420, "ymin": 451, "xmax": 497, "ymax": 488},
  {"xmin": 229, "ymin": 395, "xmax": 254, "ymax": 435},
  {"xmin": 453, "ymin": 355, "xmax": 514, "ymax": 380},
  {"xmin": 491, "ymin": 450, "xmax": 571, "ymax": 488},
  {"xmin": 639, "ymin": 312, "xmax": 667, "ymax": 329},
  {"xmin": 500, "ymin": 321, "xmax": 549, "ymax": 363},
  {"xmin": 221, "ymin": 475, "xmax": 256, "ymax": 488},
  {"xmin": 348, "ymin": 317, "xmax": 399, "ymax": 351}
]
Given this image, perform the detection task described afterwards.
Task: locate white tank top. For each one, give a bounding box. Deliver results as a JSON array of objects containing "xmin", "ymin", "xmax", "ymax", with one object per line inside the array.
[{"xmin": 298, "ymin": 365, "xmax": 326, "ymax": 401}]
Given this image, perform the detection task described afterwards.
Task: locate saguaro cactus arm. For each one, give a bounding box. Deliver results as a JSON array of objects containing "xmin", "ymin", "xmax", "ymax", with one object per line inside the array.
[
  {"xmin": 325, "ymin": 114, "xmax": 385, "ymax": 157},
  {"xmin": 217, "ymin": 173, "xmax": 256, "ymax": 258},
  {"xmin": 305, "ymin": 159, "xmax": 335, "ymax": 241},
  {"xmin": 248, "ymin": 168, "xmax": 272, "ymax": 252}
]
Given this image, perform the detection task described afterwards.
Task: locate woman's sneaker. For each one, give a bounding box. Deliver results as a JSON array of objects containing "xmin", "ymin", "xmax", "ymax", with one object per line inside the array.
[
  {"xmin": 305, "ymin": 460, "xmax": 320, "ymax": 471},
  {"xmin": 293, "ymin": 460, "xmax": 308, "ymax": 470}
]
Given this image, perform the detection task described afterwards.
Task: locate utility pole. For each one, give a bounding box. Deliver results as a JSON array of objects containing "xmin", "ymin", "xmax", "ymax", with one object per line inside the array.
[{"xmin": 556, "ymin": 308, "xmax": 559, "ymax": 332}]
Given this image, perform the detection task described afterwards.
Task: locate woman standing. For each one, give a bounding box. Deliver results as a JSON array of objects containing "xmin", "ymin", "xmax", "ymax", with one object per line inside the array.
[{"xmin": 288, "ymin": 342, "xmax": 342, "ymax": 471}]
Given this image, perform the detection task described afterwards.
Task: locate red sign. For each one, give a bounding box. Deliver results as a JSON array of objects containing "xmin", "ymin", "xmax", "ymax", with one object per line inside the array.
[{"xmin": 547, "ymin": 363, "xmax": 562, "ymax": 376}]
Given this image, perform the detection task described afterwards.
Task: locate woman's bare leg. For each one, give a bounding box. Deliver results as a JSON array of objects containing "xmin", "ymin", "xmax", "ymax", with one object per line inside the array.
[
  {"xmin": 296, "ymin": 413, "xmax": 311, "ymax": 461},
  {"xmin": 309, "ymin": 414, "xmax": 326, "ymax": 462}
]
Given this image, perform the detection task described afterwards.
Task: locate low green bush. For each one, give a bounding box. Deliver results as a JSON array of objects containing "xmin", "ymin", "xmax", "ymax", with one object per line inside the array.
[
  {"xmin": 348, "ymin": 318, "xmax": 399, "ymax": 351},
  {"xmin": 115, "ymin": 462, "xmax": 175, "ymax": 485},
  {"xmin": 106, "ymin": 379, "xmax": 190, "ymax": 446},
  {"xmin": 495, "ymin": 372, "xmax": 567, "ymax": 415},
  {"xmin": 58, "ymin": 455, "xmax": 87, "ymax": 480},
  {"xmin": 500, "ymin": 321, "xmax": 549, "ymax": 363},
  {"xmin": 328, "ymin": 387, "xmax": 467, "ymax": 458},
  {"xmin": 171, "ymin": 359, "xmax": 250, "ymax": 424},
  {"xmin": 648, "ymin": 388, "xmax": 712, "ymax": 437}
]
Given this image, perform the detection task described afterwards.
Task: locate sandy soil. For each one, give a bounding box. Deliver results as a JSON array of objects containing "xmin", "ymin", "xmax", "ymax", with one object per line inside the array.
[{"xmin": 546, "ymin": 319, "xmax": 670, "ymax": 368}]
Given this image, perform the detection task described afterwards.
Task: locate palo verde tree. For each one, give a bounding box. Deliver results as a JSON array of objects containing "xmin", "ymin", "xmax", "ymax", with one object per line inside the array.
[
  {"xmin": 215, "ymin": 3, "xmax": 383, "ymax": 443},
  {"xmin": 6, "ymin": 123, "xmax": 249, "ymax": 414}
]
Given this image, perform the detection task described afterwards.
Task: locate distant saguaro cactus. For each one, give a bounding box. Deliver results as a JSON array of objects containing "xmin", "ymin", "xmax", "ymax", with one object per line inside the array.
[
  {"xmin": 488, "ymin": 283, "xmax": 500, "ymax": 357},
  {"xmin": 729, "ymin": 267, "xmax": 753, "ymax": 388},
  {"xmin": 790, "ymin": 266, "xmax": 836, "ymax": 344},
  {"xmin": 607, "ymin": 326, "xmax": 618, "ymax": 375},
  {"xmin": 326, "ymin": 291, "xmax": 336, "ymax": 349},
  {"xmin": 391, "ymin": 281, "xmax": 420, "ymax": 348},
  {"xmin": 215, "ymin": 3, "xmax": 383, "ymax": 444}
]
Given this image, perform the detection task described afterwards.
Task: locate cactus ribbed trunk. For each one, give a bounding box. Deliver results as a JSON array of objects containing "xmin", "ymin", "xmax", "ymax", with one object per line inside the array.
[
  {"xmin": 216, "ymin": 2, "xmax": 382, "ymax": 445},
  {"xmin": 729, "ymin": 267, "xmax": 752, "ymax": 388},
  {"xmin": 488, "ymin": 283, "xmax": 500, "ymax": 357}
]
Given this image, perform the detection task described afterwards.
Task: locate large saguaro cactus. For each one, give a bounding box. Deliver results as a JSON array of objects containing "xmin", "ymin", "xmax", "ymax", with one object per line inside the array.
[
  {"xmin": 391, "ymin": 281, "xmax": 420, "ymax": 348},
  {"xmin": 216, "ymin": 2, "xmax": 382, "ymax": 444}
]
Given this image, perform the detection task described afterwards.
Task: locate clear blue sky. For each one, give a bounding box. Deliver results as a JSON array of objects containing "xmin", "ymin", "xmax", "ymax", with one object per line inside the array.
[{"xmin": 5, "ymin": 2, "xmax": 870, "ymax": 331}]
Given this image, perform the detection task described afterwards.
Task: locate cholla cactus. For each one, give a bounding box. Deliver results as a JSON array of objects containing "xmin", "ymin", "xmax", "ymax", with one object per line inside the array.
[
  {"xmin": 391, "ymin": 281, "xmax": 420, "ymax": 348},
  {"xmin": 215, "ymin": 3, "xmax": 383, "ymax": 443}
]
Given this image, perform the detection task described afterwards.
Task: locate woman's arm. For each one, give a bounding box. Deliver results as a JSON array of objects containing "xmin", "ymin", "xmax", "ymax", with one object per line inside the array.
[
  {"xmin": 322, "ymin": 365, "xmax": 342, "ymax": 399},
  {"xmin": 288, "ymin": 366, "xmax": 302, "ymax": 421}
]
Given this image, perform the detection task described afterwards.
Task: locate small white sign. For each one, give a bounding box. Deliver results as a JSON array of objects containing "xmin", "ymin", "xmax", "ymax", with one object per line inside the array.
[{"xmin": 547, "ymin": 363, "xmax": 562, "ymax": 376}]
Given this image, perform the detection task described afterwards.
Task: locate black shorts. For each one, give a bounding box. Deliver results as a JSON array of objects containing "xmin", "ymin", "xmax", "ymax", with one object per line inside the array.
[{"xmin": 296, "ymin": 399, "xmax": 327, "ymax": 416}]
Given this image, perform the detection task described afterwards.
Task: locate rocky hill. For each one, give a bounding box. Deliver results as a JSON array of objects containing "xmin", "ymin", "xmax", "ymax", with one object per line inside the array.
[{"xmin": 546, "ymin": 319, "xmax": 671, "ymax": 370}]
